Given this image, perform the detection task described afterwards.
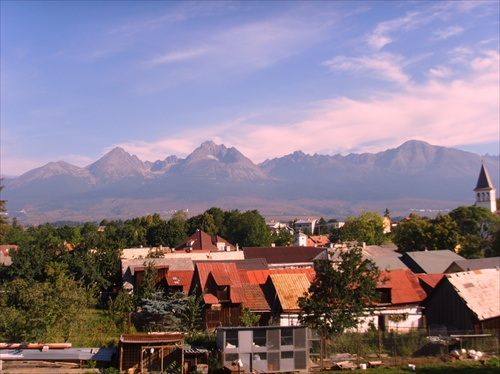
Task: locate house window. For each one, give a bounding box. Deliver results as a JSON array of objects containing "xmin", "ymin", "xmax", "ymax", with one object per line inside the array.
[
  {"xmin": 281, "ymin": 351, "xmax": 293, "ymax": 359},
  {"xmin": 217, "ymin": 286, "xmax": 229, "ymax": 302},
  {"xmin": 281, "ymin": 329, "xmax": 293, "ymax": 346},
  {"xmin": 226, "ymin": 330, "xmax": 238, "ymax": 348},
  {"xmin": 378, "ymin": 288, "xmax": 391, "ymax": 304},
  {"xmin": 253, "ymin": 329, "xmax": 266, "ymax": 347}
]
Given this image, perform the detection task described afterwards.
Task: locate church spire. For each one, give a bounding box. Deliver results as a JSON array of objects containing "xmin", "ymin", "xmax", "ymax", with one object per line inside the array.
[{"xmin": 474, "ymin": 162, "xmax": 497, "ymax": 213}]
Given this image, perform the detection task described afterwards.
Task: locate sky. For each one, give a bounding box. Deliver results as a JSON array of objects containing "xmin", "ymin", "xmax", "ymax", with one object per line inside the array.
[{"xmin": 1, "ymin": 0, "xmax": 499, "ymax": 177}]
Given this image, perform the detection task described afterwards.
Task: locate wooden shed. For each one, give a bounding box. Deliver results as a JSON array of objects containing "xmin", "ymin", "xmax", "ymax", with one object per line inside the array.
[
  {"xmin": 425, "ymin": 269, "xmax": 500, "ymax": 333},
  {"xmin": 119, "ymin": 333, "xmax": 183, "ymax": 374}
]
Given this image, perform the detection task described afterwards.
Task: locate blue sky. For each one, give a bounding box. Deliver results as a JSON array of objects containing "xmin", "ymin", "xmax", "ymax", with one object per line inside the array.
[{"xmin": 1, "ymin": 1, "xmax": 499, "ymax": 177}]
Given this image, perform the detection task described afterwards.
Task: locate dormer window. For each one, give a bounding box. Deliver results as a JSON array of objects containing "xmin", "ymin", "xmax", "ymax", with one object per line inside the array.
[
  {"xmin": 217, "ymin": 285, "xmax": 230, "ymax": 301},
  {"xmin": 378, "ymin": 288, "xmax": 391, "ymax": 304}
]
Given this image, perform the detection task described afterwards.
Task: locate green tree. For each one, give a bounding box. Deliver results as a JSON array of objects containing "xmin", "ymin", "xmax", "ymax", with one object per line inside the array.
[
  {"xmin": 271, "ymin": 229, "xmax": 293, "ymax": 246},
  {"xmin": 108, "ymin": 289, "xmax": 135, "ymax": 331},
  {"xmin": 3, "ymin": 217, "xmax": 25, "ymax": 245},
  {"xmin": 0, "ymin": 182, "xmax": 8, "ymax": 243},
  {"xmin": 240, "ymin": 307, "xmax": 261, "ymax": 327},
  {"xmin": 178, "ymin": 286, "xmax": 205, "ymax": 338},
  {"xmin": 298, "ymin": 246, "xmax": 382, "ymax": 336},
  {"xmin": 338, "ymin": 211, "xmax": 386, "ymax": 245},
  {"xmin": 393, "ymin": 214, "xmax": 431, "ymax": 253},
  {"xmin": 449, "ymin": 206, "xmax": 500, "ymax": 258},
  {"xmin": 427, "ymin": 214, "xmax": 460, "ymax": 251},
  {"xmin": 225, "ymin": 210, "xmax": 272, "ymax": 247}
]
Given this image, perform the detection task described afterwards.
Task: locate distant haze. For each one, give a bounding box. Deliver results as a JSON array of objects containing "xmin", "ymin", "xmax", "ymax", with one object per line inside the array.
[{"xmin": 2, "ymin": 140, "xmax": 498, "ymax": 225}]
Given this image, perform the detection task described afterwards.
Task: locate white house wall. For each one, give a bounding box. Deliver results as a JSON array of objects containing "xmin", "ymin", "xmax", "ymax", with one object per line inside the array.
[{"xmin": 356, "ymin": 307, "xmax": 424, "ymax": 332}]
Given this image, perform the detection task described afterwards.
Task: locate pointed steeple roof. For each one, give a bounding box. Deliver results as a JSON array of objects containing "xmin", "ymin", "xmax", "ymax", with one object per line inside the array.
[{"xmin": 474, "ymin": 163, "xmax": 494, "ymax": 191}]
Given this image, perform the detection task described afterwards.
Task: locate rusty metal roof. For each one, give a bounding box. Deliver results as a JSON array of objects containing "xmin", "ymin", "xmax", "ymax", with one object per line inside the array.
[
  {"xmin": 195, "ymin": 262, "xmax": 245, "ymax": 304},
  {"xmin": 166, "ymin": 270, "xmax": 194, "ymax": 292},
  {"xmin": 269, "ymin": 273, "xmax": 311, "ymax": 312},
  {"xmin": 379, "ymin": 269, "xmax": 427, "ymax": 305}
]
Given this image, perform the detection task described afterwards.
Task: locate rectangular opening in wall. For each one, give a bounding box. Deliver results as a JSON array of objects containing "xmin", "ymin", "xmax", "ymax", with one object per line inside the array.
[
  {"xmin": 253, "ymin": 329, "xmax": 266, "ymax": 347},
  {"xmin": 281, "ymin": 328, "xmax": 293, "ymax": 346},
  {"xmin": 225, "ymin": 330, "xmax": 238, "ymax": 348}
]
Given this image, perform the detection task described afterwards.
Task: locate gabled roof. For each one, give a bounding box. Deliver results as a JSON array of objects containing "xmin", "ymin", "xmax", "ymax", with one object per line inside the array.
[
  {"xmin": 195, "ymin": 262, "xmax": 245, "ymax": 304},
  {"xmin": 166, "ymin": 270, "xmax": 194, "ymax": 293},
  {"xmin": 379, "ymin": 269, "xmax": 427, "ymax": 305},
  {"xmin": 369, "ymin": 255, "xmax": 408, "ymax": 271},
  {"xmin": 244, "ymin": 267, "xmax": 316, "ymax": 285},
  {"xmin": 443, "ymin": 269, "xmax": 500, "ymax": 321},
  {"xmin": 174, "ymin": 230, "xmax": 235, "ymax": 252},
  {"xmin": 308, "ymin": 235, "xmax": 330, "ymax": 247},
  {"xmin": 444, "ymin": 257, "xmax": 500, "ymax": 273},
  {"xmin": 270, "ymin": 267, "xmax": 316, "ymax": 283},
  {"xmin": 474, "ymin": 163, "xmax": 495, "ymax": 191},
  {"xmin": 242, "ymin": 283, "xmax": 272, "ymax": 312},
  {"xmin": 401, "ymin": 250, "xmax": 464, "ymax": 274},
  {"xmin": 269, "ymin": 273, "xmax": 311, "ymax": 312},
  {"xmin": 195, "ymin": 258, "xmax": 268, "ymax": 270},
  {"xmin": 417, "ymin": 273, "xmax": 445, "ymax": 294},
  {"xmin": 243, "ymin": 246, "xmax": 326, "ymax": 264}
]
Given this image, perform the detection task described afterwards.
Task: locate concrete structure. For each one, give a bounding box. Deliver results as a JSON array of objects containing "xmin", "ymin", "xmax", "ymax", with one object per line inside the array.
[{"xmin": 217, "ymin": 326, "xmax": 310, "ymax": 373}]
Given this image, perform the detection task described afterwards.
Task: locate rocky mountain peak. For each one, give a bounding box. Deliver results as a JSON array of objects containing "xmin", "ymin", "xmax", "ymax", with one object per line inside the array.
[{"xmin": 86, "ymin": 147, "xmax": 148, "ymax": 182}]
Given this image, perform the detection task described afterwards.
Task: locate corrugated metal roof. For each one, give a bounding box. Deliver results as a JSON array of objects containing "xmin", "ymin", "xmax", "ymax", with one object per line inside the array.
[
  {"xmin": 166, "ymin": 270, "xmax": 194, "ymax": 292},
  {"xmin": 120, "ymin": 333, "xmax": 183, "ymax": 344},
  {"xmin": 269, "ymin": 273, "xmax": 311, "ymax": 312},
  {"xmin": 445, "ymin": 257, "xmax": 500, "ymax": 273},
  {"xmin": 401, "ymin": 250, "xmax": 464, "ymax": 274},
  {"xmin": 445, "ymin": 268, "xmax": 500, "ymax": 321},
  {"xmin": 379, "ymin": 269, "xmax": 427, "ymax": 305},
  {"xmin": 417, "ymin": 273, "xmax": 445, "ymax": 289},
  {"xmin": 245, "ymin": 270, "xmax": 270, "ymax": 284}
]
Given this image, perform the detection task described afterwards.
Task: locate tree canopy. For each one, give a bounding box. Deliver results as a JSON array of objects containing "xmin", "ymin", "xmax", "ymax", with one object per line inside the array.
[{"xmin": 298, "ymin": 246, "xmax": 382, "ymax": 336}]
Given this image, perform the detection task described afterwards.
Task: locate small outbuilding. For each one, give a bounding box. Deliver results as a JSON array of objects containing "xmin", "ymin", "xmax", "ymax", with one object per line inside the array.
[
  {"xmin": 119, "ymin": 333, "xmax": 184, "ymax": 374},
  {"xmin": 425, "ymin": 268, "xmax": 500, "ymax": 333}
]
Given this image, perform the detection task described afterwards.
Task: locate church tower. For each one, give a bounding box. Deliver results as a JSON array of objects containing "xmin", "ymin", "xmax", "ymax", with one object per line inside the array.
[{"xmin": 474, "ymin": 162, "xmax": 497, "ymax": 213}]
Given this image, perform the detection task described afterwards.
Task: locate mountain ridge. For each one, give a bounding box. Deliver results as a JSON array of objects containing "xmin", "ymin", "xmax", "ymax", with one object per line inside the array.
[{"xmin": 3, "ymin": 140, "xmax": 499, "ymax": 225}]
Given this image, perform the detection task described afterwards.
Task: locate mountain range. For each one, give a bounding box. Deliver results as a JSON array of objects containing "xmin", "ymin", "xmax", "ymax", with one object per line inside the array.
[{"xmin": 3, "ymin": 140, "xmax": 499, "ymax": 225}]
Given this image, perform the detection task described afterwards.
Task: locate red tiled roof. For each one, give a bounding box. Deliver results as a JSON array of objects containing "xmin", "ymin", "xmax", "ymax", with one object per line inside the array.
[
  {"xmin": 195, "ymin": 262, "xmax": 245, "ymax": 304},
  {"xmin": 269, "ymin": 273, "xmax": 311, "ymax": 312},
  {"xmin": 174, "ymin": 230, "xmax": 234, "ymax": 252},
  {"xmin": 379, "ymin": 269, "xmax": 427, "ymax": 305},
  {"xmin": 270, "ymin": 268, "xmax": 316, "ymax": 282},
  {"xmin": 242, "ymin": 283, "xmax": 272, "ymax": 311}
]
